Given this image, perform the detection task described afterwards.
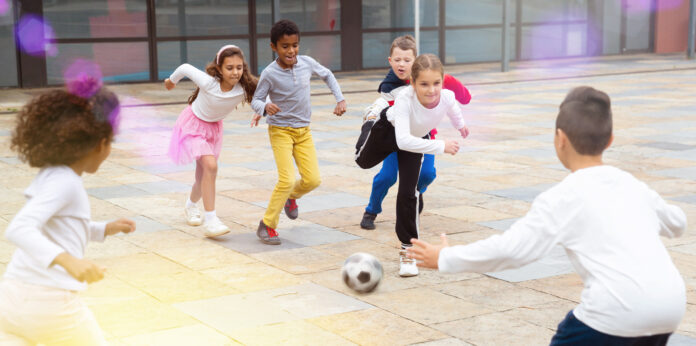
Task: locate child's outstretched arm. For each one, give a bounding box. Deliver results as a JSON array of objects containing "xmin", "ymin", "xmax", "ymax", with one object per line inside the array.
[
  {"xmin": 649, "ymin": 187, "xmax": 687, "ymax": 238},
  {"xmin": 410, "ymin": 192, "xmax": 567, "ymax": 273},
  {"xmin": 164, "ymin": 78, "xmax": 176, "ymax": 90},
  {"xmin": 306, "ymin": 56, "xmax": 346, "ymax": 116},
  {"xmin": 88, "ymin": 219, "xmax": 136, "ymax": 242},
  {"xmin": 363, "ymin": 97, "xmax": 389, "ymax": 121},
  {"xmin": 166, "ymin": 63, "xmax": 215, "ymax": 90},
  {"xmin": 410, "ymin": 233, "xmax": 450, "ymax": 269},
  {"xmin": 447, "ymin": 99, "xmax": 469, "ymax": 140},
  {"xmin": 105, "ymin": 218, "xmax": 136, "ymax": 237}
]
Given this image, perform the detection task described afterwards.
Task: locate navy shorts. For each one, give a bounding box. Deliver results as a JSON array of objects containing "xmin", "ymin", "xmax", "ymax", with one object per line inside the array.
[{"xmin": 550, "ymin": 310, "xmax": 672, "ymax": 346}]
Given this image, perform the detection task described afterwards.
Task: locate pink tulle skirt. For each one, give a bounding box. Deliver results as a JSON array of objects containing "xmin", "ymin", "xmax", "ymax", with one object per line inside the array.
[{"xmin": 168, "ymin": 106, "xmax": 223, "ymax": 165}]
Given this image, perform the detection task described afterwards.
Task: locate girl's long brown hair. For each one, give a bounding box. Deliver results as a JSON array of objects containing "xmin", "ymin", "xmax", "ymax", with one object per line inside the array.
[{"xmin": 188, "ymin": 46, "xmax": 258, "ymax": 105}]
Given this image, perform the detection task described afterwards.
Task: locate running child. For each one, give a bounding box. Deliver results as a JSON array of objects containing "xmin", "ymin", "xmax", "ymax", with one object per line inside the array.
[
  {"xmin": 251, "ymin": 19, "xmax": 347, "ymax": 245},
  {"xmin": 165, "ymin": 45, "xmax": 258, "ymax": 237},
  {"xmin": 409, "ymin": 86, "xmax": 687, "ymax": 345},
  {"xmin": 360, "ymin": 35, "xmax": 472, "ymax": 230},
  {"xmin": 0, "ymin": 78, "xmax": 136, "ymax": 345},
  {"xmin": 355, "ymin": 54, "xmax": 470, "ymax": 277}
]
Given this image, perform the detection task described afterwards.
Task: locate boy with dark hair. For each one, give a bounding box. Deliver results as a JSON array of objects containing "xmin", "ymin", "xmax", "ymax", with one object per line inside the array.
[
  {"xmin": 409, "ymin": 86, "xmax": 687, "ymax": 345},
  {"xmin": 251, "ymin": 19, "xmax": 346, "ymax": 245}
]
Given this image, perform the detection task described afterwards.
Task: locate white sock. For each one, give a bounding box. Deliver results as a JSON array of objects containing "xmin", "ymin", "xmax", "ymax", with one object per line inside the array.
[
  {"xmin": 186, "ymin": 198, "xmax": 197, "ymax": 208},
  {"xmin": 205, "ymin": 210, "xmax": 217, "ymax": 222}
]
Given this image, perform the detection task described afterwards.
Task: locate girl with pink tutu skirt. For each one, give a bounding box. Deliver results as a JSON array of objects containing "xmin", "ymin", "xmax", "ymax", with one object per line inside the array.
[{"xmin": 164, "ymin": 45, "xmax": 257, "ymax": 237}]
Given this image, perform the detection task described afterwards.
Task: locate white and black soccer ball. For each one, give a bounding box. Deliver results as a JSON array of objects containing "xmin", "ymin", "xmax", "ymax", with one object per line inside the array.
[{"xmin": 341, "ymin": 252, "xmax": 383, "ymax": 293}]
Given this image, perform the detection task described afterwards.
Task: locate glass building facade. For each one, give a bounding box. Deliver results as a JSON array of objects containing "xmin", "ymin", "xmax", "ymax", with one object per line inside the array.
[{"xmin": 1, "ymin": 0, "xmax": 659, "ymax": 87}]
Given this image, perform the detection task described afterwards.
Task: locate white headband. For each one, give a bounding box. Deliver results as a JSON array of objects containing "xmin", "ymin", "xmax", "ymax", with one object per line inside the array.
[{"xmin": 216, "ymin": 44, "xmax": 239, "ymax": 64}]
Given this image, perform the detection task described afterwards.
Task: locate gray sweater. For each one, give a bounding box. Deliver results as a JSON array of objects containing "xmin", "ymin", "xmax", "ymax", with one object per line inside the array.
[{"xmin": 251, "ymin": 55, "xmax": 344, "ymax": 128}]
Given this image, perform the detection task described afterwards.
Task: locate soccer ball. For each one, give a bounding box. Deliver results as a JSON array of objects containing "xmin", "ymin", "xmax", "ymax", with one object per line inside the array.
[{"xmin": 341, "ymin": 252, "xmax": 383, "ymax": 293}]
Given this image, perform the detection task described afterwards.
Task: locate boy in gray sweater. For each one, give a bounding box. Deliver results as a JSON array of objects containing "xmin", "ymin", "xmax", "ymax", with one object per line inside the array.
[{"xmin": 251, "ymin": 19, "xmax": 346, "ymax": 245}]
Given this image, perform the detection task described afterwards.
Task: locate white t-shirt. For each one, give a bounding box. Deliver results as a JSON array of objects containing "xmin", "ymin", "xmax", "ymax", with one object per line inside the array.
[
  {"xmin": 439, "ymin": 165, "xmax": 687, "ymax": 337},
  {"xmin": 387, "ymin": 87, "xmax": 466, "ymax": 154},
  {"xmin": 169, "ymin": 63, "xmax": 245, "ymax": 122},
  {"xmin": 4, "ymin": 166, "xmax": 106, "ymax": 291}
]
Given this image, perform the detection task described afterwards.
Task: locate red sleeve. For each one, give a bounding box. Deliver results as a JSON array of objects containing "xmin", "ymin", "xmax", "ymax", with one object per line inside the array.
[{"xmin": 443, "ymin": 74, "xmax": 472, "ymax": 105}]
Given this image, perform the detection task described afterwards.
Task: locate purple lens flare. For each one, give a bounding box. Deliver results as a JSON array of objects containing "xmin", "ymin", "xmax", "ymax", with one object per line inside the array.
[
  {"xmin": 15, "ymin": 14, "xmax": 57, "ymax": 57},
  {"xmin": 0, "ymin": 0, "xmax": 9, "ymax": 16}
]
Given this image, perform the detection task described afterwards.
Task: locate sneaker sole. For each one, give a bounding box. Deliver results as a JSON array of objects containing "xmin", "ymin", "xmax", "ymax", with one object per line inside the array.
[
  {"xmin": 187, "ymin": 219, "xmax": 203, "ymax": 226},
  {"xmin": 398, "ymin": 272, "xmax": 418, "ymax": 277},
  {"xmin": 360, "ymin": 223, "xmax": 376, "ymax": 230},
  {"xmin": 258, "ymin": 236, "xmax": 281, "ymax": 245},
  {"xmin": 204, "ymin": 229, "xmax": 230, "ymax": 238},
  {"xmin": 259, "ymin": 239, "xmax": 281, "ymax": 245}
]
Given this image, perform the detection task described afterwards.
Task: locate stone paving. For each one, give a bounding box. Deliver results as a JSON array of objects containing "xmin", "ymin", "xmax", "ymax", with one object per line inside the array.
[{"xmin": 1, "ymin": 53, "xmax": 696, "ymax": 345}]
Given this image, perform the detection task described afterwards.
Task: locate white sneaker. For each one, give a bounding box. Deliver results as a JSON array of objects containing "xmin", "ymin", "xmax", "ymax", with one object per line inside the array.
[
  {"xmin": 399, "ymin": 250, "xmax": 419, "ymax": 277},
  {"xmin": 185, "ymin": 205, "xmax": 202, "ymax": 226},
  {"xmin": 203, "ymin": 217, "xmax": 230, "ymax": 238}
]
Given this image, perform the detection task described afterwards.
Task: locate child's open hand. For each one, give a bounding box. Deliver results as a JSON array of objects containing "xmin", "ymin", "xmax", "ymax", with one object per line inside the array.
[
  {"xmin": 53, "ymin": 253, "xmax": 106, "ymax": 283},
  {"xmin": 459, "ymin": 126, "xmax": 470, "ymax": 139},
  {"xmin": 164, "ymin": 78, "xmax": 175, "ymax": 90},
  {"xmin": 334, "ymin": 100, "xmax": 347, "ymax": 116},
  {"xmin": 251, "ymin": 113, "xmax": 262, "ymax": 127},
  {"xmin": 105, "ymin": 218, "xmax": 136, "ymax": 236},
  {"xmin": 444, "ymin": 140, "xmax": 460, "ymax": 155},
  {"xmin": 408, "ymin": 234, "xmax": 450, "ymax": 269},
  {"xmin": 265, "ymin": 103, "xmax": 281, "ymax": 116}
]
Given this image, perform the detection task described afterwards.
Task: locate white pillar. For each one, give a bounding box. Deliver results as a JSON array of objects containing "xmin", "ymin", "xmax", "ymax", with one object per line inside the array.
[
  {"xmin": 415, "ymin": 0, "xmax": 420, "ymax": 55},
  {"xmin": 502, "ymin": 0, "xmax": 511, "ymax": 71},
  {"xmin": 273, "ymin": 0, "xmax": 281, "ymax": 22}
]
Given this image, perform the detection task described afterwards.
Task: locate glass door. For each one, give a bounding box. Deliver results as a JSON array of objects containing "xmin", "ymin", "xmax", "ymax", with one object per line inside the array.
[{"xmin": 621, "ymin": 0, "xmax": 653, "ymax": 53}]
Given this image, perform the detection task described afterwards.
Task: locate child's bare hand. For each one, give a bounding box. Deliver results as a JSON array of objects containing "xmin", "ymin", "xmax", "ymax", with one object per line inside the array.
[
  {"xmin": 459, "ymin": 126, "xmax": 470, "ymax": 139},
  {"xmin": 334, "ymin": 100, "xmax": 347, "ymax": 116},
  {"xmin": 105, "ymin": 218, "xmax": 136, "ymax": 236},
  {"xmin": 444, "ymin": 140, "xmax": 460, "ymax": 155},
  {"xmin": 53, "ymin": 253, "xmax": 106, "ymax": 283},
  {"xmin": 164, "ymin": 78, "xmax": 175, "ymax": 90},
  {"xmin": 408, "ymin": 234, "xmax": 449, "ymax": 269},
  {"xmin": 265, "ymin": 103, "xmax": 281, "ymax": 116},
  {"xmin": 251, "ymin": 114, "xmax": 262, "ymax": 127}
]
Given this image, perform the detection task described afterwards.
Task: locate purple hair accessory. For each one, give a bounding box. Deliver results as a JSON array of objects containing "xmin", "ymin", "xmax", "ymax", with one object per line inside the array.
[
  {"xmin": 66, "ymin": 74, "xmax": 102, "ymax": 100},
  {"xmin": 64, "ymin": 59, "xmax": 103, "ymax": 99}
]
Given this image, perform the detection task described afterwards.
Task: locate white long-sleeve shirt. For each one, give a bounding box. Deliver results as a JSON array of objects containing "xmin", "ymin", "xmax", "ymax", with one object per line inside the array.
[
  {"xmin": 169, "ymin": 63, "xmax": 245, "ymax": 122},
  {"xmin": 4, "ymin": 166, "xmax": 106, "ymax": 291},
  {"xmin": 439, "ymin": 165, "xmax": 687, "ymax": 337},
  {"xmin": 387, "ymin": 87, "xmax": 466, "ymax": 154}
]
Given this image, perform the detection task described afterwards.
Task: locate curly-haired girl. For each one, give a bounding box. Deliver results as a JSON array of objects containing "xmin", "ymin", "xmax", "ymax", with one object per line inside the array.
[
  {"xmin": 164, "ymin": 44, "xmax": 258, "ymax": 237},
  {"xmin": 0, "ymin": 78, "xmax": 136, "ymax": 345}
]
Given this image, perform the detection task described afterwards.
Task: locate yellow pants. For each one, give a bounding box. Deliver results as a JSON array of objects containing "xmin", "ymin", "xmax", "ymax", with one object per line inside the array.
[{"xmin": 263, "ymin": 125, "xmax": 321, "ymax": 229}]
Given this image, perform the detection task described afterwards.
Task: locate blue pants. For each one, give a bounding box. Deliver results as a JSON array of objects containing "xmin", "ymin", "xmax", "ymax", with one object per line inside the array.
[
  {"xmin": 550, "ymin": 310, "xmax": 672, "ymax": 346},
  {"xmin": 365, "ymin": 152, "xmax": 436, "ymax": 215}
]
